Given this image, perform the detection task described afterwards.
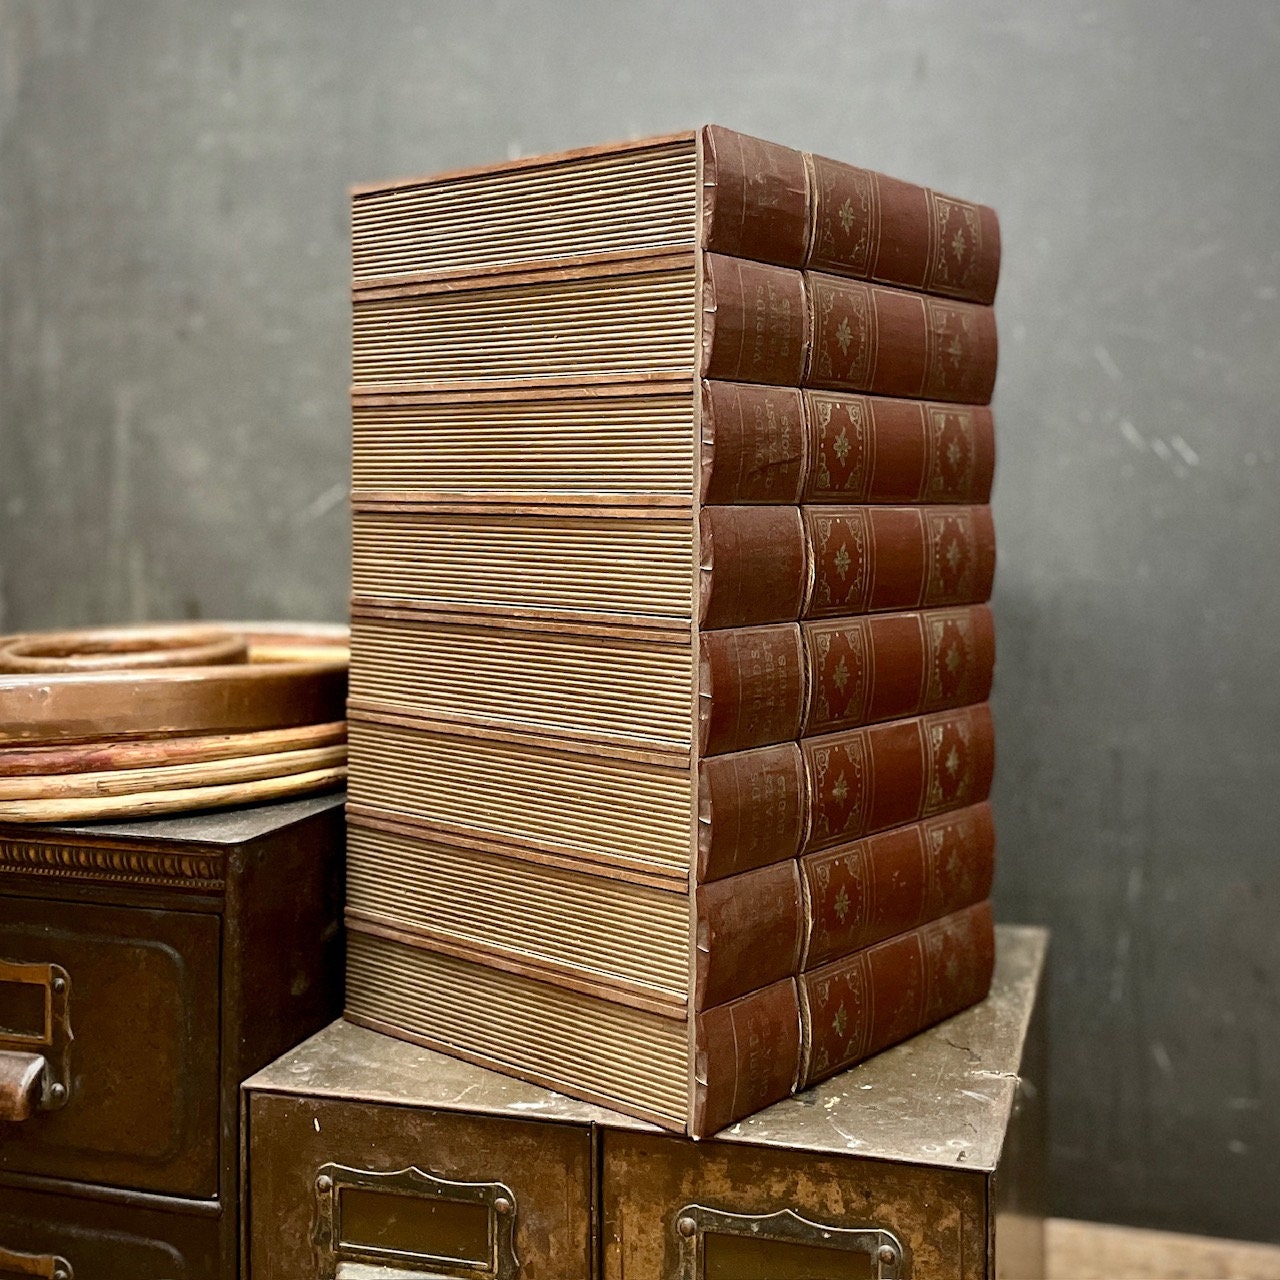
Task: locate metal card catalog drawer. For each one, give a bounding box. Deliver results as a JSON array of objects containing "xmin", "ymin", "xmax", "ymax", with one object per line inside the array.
[
  {"xmin": 0, "ymin": 895, "xmax": 221, "ymax": 1198},
  {"xmin": 0, "ymin": 1180, "xmax": 221, "ymax": 1279},
  {"xmin": 244, "ymin": 1027, "xmax": 615, "ymax": 1280},
  {"xmin": 601, "ymin": 1130, "xmax": 984, "ymax": 1279},
  {"xmin": 601, "ymin": 926, "xmax": 1047, "ymax": 1280}
]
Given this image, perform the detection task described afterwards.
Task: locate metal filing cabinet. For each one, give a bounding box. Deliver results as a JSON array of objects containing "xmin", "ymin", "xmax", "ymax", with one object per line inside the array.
[
  {"xmin": 243, "ymin": 925, "xmax": 1046, "ymax": 1279},
  {"xmin": 0, "ymin": 794, "xmax": 345, "ymax": 1279}
]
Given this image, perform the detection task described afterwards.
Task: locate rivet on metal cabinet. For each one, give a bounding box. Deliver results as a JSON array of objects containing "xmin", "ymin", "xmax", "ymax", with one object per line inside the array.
[
  {"xmin": 674, "ymin": 1204, "xmax": 907, "ymax": 1279},
  {"xmin": 312, "ymin": 1161, "xmax": 519, "ymax": 1279}
]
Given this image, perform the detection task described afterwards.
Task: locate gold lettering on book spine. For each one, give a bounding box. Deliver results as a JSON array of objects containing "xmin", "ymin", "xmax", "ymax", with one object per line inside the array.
[
  {"xmin": 810, "ymin": 156, "xmax": 876, "ymax": 275},
  {"xmin": 925, "ymin": 192, "xmax": 983, "ymax": 299},
  {"xmin": 806, "ymin": 732, "xmax": 870, "ymax": 849},
  {"xmin": 924, "ymin": 712, "xmax": 975, "ymax": 814},
  {"xmin": 924, "ymin": 509, "xmax": 977, "ymax": 604},
  {"xmin": 810, "ymin": 394, "xmax": 872, "ymax": 498},
  {"xmin": 927, "ymin": 810, "xmax": 980, "ymax": 907},
  {"xmin": 811, "ymin": 279, "xmax": 874, "ymax": 388},
  {"xmin": 807, "ymin": 618, "xmax": 871, "ymax": 730},
  {"xmin": 926, "ymin": 406, "xmax": 977, "ymax": 498},
  {"xmin": 809, "ymin": 510, "xmax": 871, "ymax": 614},
  {"xmin": 925, "ymin": 609, "xmax": 976, "ymax": 705},
  {"xmin": 923, "ymin": 299, "xmax": 980, "ymax": 400}
]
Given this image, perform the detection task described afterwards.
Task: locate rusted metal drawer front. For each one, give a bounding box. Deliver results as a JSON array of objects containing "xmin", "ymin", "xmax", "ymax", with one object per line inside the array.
[
  {"xmin": 247, "ymin": 1093, "xmax": 593, "ymax": 1280},
  {"xmin": 601, "ymin": 1130, "xmax": 988, "ymax": 1280},
  {"xmin": 0, "ymin": 1182, "xmax": 220, "ymax": 1279},
  {"xmin": 0, "ymin": 896, "xmax": 221, "ymax": 1198}
]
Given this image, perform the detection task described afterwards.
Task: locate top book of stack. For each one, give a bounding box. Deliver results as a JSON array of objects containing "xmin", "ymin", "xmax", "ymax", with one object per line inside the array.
[{"xmin": 350, "ymin": 125, "xmax": 999, "ymax": 403}]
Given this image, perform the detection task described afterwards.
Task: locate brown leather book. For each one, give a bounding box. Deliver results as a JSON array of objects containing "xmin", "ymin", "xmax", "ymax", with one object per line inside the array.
[
  {"xmin": 700, "ymin": 125, "xmax": 1001, "ymax": 304},
  {"xmin": 699, "ymin": 253, "xmax": 997, "ymax": 404},
  {"xmin": 700, "ymin": 606, "xmax": 996, "ymax": 756},
  {"xmin": 699, "ymin": 504, "xmax": 996, "ymax": 629},
  {"xmin": 699, "ymin": 703, "xmax": 996, "ymax": 880},
  {"xmin": 349, "ymin": 379, "xmax": 993, "ymax": 511},
  {"xmin": 695, "ymin": 803, "xmax": 996, "ymax": 1008},
  {"xmin": 800, "ymin": 898, "xmax": 996, "ymax": 1087},
  {"xmin": 694, "ymin": 899, "xmax": 996, "ymax": 1132},
  {"xmin": 346, "ymin": 898, "xmax": 996, "ymax": 1139},
  {"xmin": 700, "ymin": 382, "xmax": 995, "ymax": 506},
  {"xmin": 350, "ymin": 255, "xmax": 997, "ymax": 402},
  {"xmin": 353, "ymin": 125, "xmax": 999, "ymax": 303}
]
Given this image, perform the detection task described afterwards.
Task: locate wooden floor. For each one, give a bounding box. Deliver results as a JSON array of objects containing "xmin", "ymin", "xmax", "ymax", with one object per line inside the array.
[{"xmin": 1048, "ymin": 1219, "xmax": 1280, "ymax": 1280}]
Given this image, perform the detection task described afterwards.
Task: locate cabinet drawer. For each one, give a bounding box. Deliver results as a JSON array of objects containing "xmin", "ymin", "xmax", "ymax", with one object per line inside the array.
[
  {"xmin": 247, "ymin": 1093, "xmax": 593, "ymax": 1279},
  {"xmin": 0, "ymin": 1182, "xmax": 220, "ymax": 1279},
  {"xmin": 602, "ymin": 1130, "xmax": 988, "ymax": 1280},
  {"xmin": 0, "ymin": 896, "xmax": 221, "ymax": 1198}
]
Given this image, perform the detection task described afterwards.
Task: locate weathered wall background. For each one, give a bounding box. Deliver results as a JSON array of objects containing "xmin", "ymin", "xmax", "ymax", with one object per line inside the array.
[{"xmin": 2, "ymin": 0, "xmax": 1277, "ymax": 1241}]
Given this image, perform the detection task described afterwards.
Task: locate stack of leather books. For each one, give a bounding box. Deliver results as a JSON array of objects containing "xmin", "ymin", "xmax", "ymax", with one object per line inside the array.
[{"xmin": 343, "ymin": 126, "xmax": 1001, "ymax": 1135}]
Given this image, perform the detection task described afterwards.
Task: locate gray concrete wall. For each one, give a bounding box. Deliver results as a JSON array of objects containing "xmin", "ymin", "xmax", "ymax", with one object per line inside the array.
[{"xmin": 2, "ymin": 0, "xmax": 1277, "ymax": 1242}]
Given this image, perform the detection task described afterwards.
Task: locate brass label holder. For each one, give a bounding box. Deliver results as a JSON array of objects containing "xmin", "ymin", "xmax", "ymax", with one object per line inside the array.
[
  {"xmin": 313, "ymin": 1162, "xmax": 518, "ymax": 1279},
  {"xmin": 673, "ymin": 1204, "xmax": 906, "ymax": 1279},
  {"xmin": 0, "ymin": 959, "xmax": 73, "ymax": 1122}
]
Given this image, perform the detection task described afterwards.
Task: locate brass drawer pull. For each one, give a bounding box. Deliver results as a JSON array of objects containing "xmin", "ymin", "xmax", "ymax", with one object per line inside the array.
[
  {"xmin": 0, "ymin": 1244, "xmax": 73, "ymax": 1280},
  {"xmin": 674, "ymin": 1204, "xmax": 906, "ymax": 1278},
  {"xmin": 0, "ymin": 960, "xmax": 72, "ymax": 1121},
  {"xmin": 313, "ymin": 1163, "xmax": 518, "ymax": 1279}
]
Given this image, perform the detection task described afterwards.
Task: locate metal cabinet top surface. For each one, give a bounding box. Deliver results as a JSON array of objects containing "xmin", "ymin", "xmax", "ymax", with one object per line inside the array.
[
  {"xmin": 247, "ymin": 924, "xmax": 1046, "ymax": 1174},
  {"xmin": 13, "ymin": 790, "xmax": 346, "ymax": 846}
]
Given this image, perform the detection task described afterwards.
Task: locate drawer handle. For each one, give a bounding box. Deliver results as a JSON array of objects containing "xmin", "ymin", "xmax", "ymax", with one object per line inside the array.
[
  {"xmin": 313, "ymin": 1162, "xmax": 518, "ymax": 1279},
  {"xmin": 674, "ymin": 1204, "xmax": 906, "ymax": 1279},
  {"xmin": 0, "ymin": 1244, "xmax": 73, "ymax": 1280},
  {"xmin": 0, "ymin": 960, "xmax": 72, "ymax": 1120}
]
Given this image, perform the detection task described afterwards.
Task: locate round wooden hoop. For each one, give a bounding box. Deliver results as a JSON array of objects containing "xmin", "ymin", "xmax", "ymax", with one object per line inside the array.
[
  {"xmin": 0, "ymin": 622, "xmax": 349, "ymax": 746},
  {"xmin": 0, "ymin": 625, "xmax": 249, "ymax": 673}
]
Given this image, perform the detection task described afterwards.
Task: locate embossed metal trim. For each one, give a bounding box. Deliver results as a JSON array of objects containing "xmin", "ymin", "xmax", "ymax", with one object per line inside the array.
[
  {"xmin": 0, "ymin": 1242, "xmax": 73, "ymax": 1279},
  {"xmin": 313, "ymin": 1163, "xmax": 518, "ymax": 1279},
  {"xmin": 0, "ymin": 840, "xmax": 225, "ymax": 891},
  {"xmin": 0, "ymin": 958, "xmax": 73, "ymax": 1111},
  {"xmin": 674, "ymin": 1204, "xmax": 905, "ymax": 1279}
]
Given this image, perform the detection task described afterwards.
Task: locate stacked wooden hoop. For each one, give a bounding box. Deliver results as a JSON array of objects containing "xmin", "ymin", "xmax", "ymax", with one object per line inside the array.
[{"xmin": 0, "ymin": 622, "xmax": 349, "ymax": 823}]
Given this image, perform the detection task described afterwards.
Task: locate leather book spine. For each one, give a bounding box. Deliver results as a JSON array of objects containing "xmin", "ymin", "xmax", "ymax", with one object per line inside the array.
[
  {"xmin": 700, "ymin": 125, "xmax": 811, "ymax": 269},
  {"xmin": 699, "ymin": 506, "xmax": 808, "ymax": 629},
  {"xmin": 700, "ymin": 505, "xmax": 994, "ymax": 630},
  {"xmin": 696, "ymin": 860, "xmax": 805, "ymax": 1009},
  {"xmin": 693, "ymin": 976, "xmax": 802, "ymax": 1136},
  {"xmin": 700, "ymin": 254, "xmax": 810, "ymax": 387},
  {"xmin": 805, "ymin": 151, "xmax": 1001, "ymax": 304},
  {"xmin": 701, "ymin": 126, "xmax": 1002, "ymax": 305},
  {"xmin": 699, "ymin": 606, "xmax": 994, "ymax": 754},
  {"xmin": 803, "ymin": 605, "xmax": 996, "ymax": 737},
  {"xmin": 799, "ymin": 899, "xmax": 995, "ymax": 1088},
  {"xmin": 698, "ymin": 742, "xmax": 807, "ymax": 882},
  {"xmin": 700, "ymin": 381, "xmax": 806, "ymax": 504},
  {"xmin": 699, "ymin": 624, "xmax": 806, "ymax": 756},
  {"xmin": 803, "ymin": 505, "xmax": 996, "ymax": 618},
  {"xmin": 805, "ymin": 272, "xmax": 998, "ymax": 403},
  {"xmin": 803, "ymin": 703, "xmax": 995, "ymax": 853},
  {"xmin": 698, "ymin": 703, "xmax": 994, "ymax": 879},
  {"xmin": 801, "ymin": 391, "xmax": 995, "ymax": 504},
  {"xmin": 801, "ymin": 802, "xmax": 996, "ymax": 969},
  {"xmin": 701, "ymin": 382, "xmax": 994, "ymax": 506},
  {"xmin": 701, "ymin": 257, "xmax": 997, "ymax": 404}
]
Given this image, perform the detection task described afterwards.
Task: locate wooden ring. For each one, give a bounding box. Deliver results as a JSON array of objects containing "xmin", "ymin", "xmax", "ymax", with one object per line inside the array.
[
  {"xmin": 0, "ymin": 626, "xmax": 249, "ymax": 673},
  {"xmin": 0, "ymin": 622, "xmax": 348, "ymax": 746}
]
